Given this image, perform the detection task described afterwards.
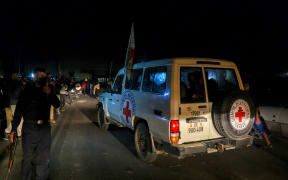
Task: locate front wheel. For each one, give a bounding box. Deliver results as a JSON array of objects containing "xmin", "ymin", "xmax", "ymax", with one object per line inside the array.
[
  {"xmin": 97, "ymin": 106, "xmax": 110, "ymax": 130},
  {"xmin": 134, "ymin": 122, "xmax": 157, "ymax": 163}
]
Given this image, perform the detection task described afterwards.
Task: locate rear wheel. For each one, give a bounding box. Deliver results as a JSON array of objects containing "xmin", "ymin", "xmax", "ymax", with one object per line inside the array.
[
  {"xmin": 135, "ymin": 122, "xmax": 157, "ymax": 163},
  {"xmin": 97, "ymin": 106, "xmax": 110, "ymax": 130}
]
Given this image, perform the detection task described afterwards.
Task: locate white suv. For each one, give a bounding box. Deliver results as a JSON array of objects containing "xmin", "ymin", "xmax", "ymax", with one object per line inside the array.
[{"xmin": 97, "ymin": 58, "xmax": 255, "ymax": 162}]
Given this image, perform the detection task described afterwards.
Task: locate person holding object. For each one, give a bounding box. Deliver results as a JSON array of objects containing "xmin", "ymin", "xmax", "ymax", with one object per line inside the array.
[{"xmin": 10, "ymin": 68, "xmax": 60, "ymax": 180}]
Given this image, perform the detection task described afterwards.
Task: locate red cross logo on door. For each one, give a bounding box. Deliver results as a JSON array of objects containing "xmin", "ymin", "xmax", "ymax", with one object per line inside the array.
[
  {"xmin": 123, "ymin": 101, "xmax": 131, "ymax": 123},
  {"xmin": 235, "ymin": 106, "xmax": 245, "ymax": 123}
]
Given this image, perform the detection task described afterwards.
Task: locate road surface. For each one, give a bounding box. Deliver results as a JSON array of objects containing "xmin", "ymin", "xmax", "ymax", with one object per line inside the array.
[{"xmin": 1, "ymin": 96, "xmax": 288, "ymax": 180}]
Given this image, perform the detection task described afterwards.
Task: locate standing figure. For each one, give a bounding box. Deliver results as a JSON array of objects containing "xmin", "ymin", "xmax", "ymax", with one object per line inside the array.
[
  {"xmin": 10, "ymin": 68, "xmax": 60, "ymax": 180},
  {"xmin": 5, "ymin": 72, "xmax": 23, "ymax": 138}
]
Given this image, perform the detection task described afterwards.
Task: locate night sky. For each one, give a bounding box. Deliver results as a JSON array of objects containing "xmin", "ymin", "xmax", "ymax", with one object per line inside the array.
[{"xmin": 1, "ymin": 0, "xmax": 288, "ymax": 75}]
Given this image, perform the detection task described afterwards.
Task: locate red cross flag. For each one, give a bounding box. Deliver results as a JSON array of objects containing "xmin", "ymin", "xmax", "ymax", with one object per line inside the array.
[{"xmin": 124, "ymin": 23, "xmax": 135, "ymax": 81}]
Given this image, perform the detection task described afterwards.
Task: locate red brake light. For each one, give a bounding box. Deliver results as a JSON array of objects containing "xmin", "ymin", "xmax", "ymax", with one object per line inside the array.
[
  {"xmin": 170, "ymin": 120, "xmax": 179, "ymax": 133},
  {"xmin": 170, "ymin": 120, "xmax": 179, "ymax": 143}
]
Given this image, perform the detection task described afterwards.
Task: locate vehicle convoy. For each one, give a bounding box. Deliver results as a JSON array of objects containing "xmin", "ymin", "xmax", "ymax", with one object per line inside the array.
[{"xmin": 97, "ymin": 58, "xmax": 255, "ymax": 162}]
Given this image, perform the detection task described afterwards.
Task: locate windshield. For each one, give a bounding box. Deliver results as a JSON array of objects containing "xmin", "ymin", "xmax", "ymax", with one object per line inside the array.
[{"xmin": 205, "ymin": 68, "xmax": 239, "ymax": 102}]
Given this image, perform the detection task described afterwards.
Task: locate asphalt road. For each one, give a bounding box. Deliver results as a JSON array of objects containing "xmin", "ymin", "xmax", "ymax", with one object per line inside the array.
[{"xmin": 1, "ymin": 96, "xmax": 288, "ymax": 180}]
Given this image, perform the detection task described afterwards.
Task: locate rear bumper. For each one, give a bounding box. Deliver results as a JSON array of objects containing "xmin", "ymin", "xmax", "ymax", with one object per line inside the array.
[{"xmin": 162, "ymin": 136, "xmax": 254, "ymax": 159}]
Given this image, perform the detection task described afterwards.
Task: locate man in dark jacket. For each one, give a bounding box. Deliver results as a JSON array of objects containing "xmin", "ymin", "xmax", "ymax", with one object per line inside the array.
[{"xmin": 10, "ymin": 68, "xmax": 60, "ymax": 180}]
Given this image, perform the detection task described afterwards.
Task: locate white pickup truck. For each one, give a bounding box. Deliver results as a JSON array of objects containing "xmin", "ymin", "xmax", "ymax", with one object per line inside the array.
[{"xmin": 97, "ymin": 58, "xmax": 255, "ymax": 162}]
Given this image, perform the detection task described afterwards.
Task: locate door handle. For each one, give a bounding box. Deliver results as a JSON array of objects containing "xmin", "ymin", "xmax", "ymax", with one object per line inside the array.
[
  {"xmin": 108, "ymin": 99, "xmax": 112, "ymax": 101},
  {"xmin": 198, "ymin": 105, "xmax": 207, "ymax": 109}
]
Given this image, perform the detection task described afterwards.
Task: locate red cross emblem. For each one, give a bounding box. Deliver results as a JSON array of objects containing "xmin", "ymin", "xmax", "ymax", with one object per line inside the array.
[
  {"xmin": 123, "ymin": 101, "xmax": 131, "ymax": 123},
  {"xmin": 235, "ymin": 106, "xmax": 245, "ymax": 123}
]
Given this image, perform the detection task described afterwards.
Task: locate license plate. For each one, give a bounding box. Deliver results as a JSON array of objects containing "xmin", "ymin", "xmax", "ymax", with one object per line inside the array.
[{"xmin": 188, "ymin": 126, "xmax": 204, "ymax": 133}]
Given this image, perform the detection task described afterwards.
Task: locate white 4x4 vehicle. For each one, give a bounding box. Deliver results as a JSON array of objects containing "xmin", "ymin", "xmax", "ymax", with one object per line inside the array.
[{"xmin": 97, "ymin": 58, "xmax": 255, "ymax": 162}]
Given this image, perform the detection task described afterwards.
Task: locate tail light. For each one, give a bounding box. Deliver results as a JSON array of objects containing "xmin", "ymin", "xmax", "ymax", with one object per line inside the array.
[{"xmin": 170, "ymin": 120, "xmax": 179, "ymax": 143}]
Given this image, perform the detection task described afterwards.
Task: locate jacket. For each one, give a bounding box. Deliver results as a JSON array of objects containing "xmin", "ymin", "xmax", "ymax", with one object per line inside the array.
[{"xmin": 12, "ymin": 84, "xmax": 60, "ymax": 131}]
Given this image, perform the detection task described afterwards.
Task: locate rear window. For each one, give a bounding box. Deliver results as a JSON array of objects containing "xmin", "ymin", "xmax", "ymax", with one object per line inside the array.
[
  {"xmin": 142, "ymin": 66, "xmax": 167, "ymax": 93},
  {"xmin": 180, "ymin": 67, "xmax": 206, "ymax": 103},
  {"xmin": 205, "ymin": 68, "xmax": 239, "ymax": 101}
]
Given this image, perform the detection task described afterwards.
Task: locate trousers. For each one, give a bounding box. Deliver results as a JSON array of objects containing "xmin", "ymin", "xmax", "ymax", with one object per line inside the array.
[{"xmin": 21, "ymin": 124, "xmax": 51, "ymax": 180}]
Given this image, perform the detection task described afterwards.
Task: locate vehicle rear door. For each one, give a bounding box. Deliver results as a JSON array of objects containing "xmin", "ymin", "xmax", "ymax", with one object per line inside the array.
[{"xmin": 178, "ymin": 66, "xmax": 210, "ymax": 143}]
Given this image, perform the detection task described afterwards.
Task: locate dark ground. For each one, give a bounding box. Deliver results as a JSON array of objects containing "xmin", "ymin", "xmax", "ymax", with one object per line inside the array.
[{"xmin": 1, "ymin": 96, "xmax": 288, "ymax": 180}]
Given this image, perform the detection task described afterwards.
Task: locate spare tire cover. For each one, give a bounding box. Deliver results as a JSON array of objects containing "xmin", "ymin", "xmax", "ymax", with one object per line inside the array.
[{"xmin": 212, "ymin": 91, "xmax": 255, "ymax": 140}]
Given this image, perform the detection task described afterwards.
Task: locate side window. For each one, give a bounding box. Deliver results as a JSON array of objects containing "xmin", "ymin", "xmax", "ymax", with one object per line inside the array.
[
  {"xmin": 142, "ymin": 68, "xmax": 153, "ymax": 92},
  {"xmin": 125, "ymin": 69, "xmax": 143, "ymax": 91},
  {"xmin": 142, "ymin": 66, "xmax": 167, "ymax": 93},
  {"xmin": 153, "ymin": 67, "xmax": 167, "ymax": 93},
  {"xmin": 112, "ymin": 75, "xmax": 124, "ymax": 94},
  {"xmin": 131, "ymin": 69, "xmax": 143, "ymax": 90}
]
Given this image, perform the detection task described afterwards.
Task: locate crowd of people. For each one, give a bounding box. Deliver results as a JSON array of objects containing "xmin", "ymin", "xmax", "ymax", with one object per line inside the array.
[
  {"xmin": 0, "ymin": 71, "xmax": 102, "ymax": 141},
  {"xmin": 0, "ymin": 68, "xmax": 109, "ymax": 179}
]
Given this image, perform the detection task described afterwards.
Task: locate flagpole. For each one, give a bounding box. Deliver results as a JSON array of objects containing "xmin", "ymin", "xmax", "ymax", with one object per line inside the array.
[{"xmin": 123, "ymin": 23, "xmax": 135, "ymax": 89}]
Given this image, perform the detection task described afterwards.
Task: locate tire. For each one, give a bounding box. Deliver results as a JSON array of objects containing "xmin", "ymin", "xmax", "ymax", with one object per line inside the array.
[
  {"xmin": 134, "ymin": 122, "xmax": 157, "ymax": 163},
  {"xmin": 97, "ymin": 106, "xmax": 110, "ymax": 130},
  {"xmin": 212, "ymin": 90, "xmax": 255, "ymax": 140}
]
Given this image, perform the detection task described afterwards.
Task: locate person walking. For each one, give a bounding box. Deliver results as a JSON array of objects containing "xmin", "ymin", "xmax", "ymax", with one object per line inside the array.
[
  {"xmin": 5, "ymin": 72, "xmax": 23, "ymax": 139},
  {"xmin": 54, "ymin": 81, "xmax": 61, "ymax": 115},
  {"xmin": 0, "ymin": 77, "xmax": 9, "ymax": 140},
  {"xmin": 59, "ymin": 82, "xmax": 67, "ymax": 111},
  {"xmin": 49, "ymin": 80, "xmax": 57, "ymax": 124},
  {"xmin": 10, "ymin": 68, "xmax": 60, "ymax": 180},
  {"xmin": 81, "ymin": 80, "xmax": 87, "ymax": 96}
]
